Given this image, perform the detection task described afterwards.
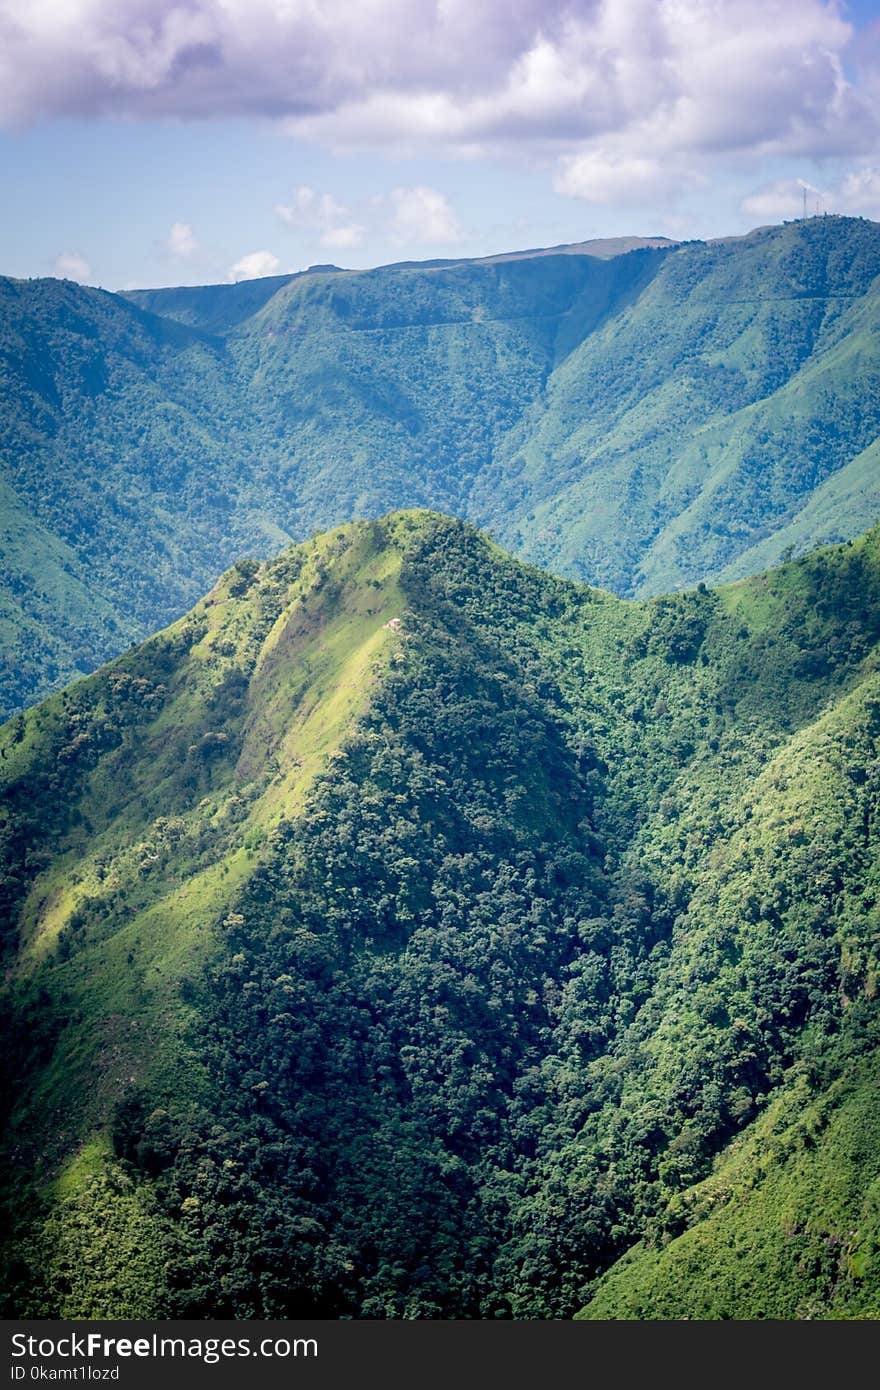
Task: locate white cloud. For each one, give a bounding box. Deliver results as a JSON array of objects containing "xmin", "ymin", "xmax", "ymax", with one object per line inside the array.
[
  {"xmin": 275, "ymin": 186, "xmax": 350, "ymax": 230},
  {"xmin": 165, "ymin": 221, "xmax": 200, "ymax": 257},
  {"xmin": 390, "ymin": 186, "xmax": 463, "ymax": 244},
  {"xmin": 275, "ymin": 184, "xmax": 364, "ymax": 252},
  {"xmin": 554, "ymin": 150, "xmax": 666, "ymax": 205},
  {"xmin": 227, "ymin": 250, "xmax": 282, "ymax": 282},
  {"xmin": 282, "ymin": 0, "xmax": 874, "ymax": 179},
  {"xmin": 0, "ymin": 1, "xmax": 873, "ymax": 185},
  {"xmin": 53, "ymin": 251, "xmax": 92, "ymax": 283},
  {"xmin": 9, "ymin": 2, "xmax": 880, "ymax": 237},
  {"xmin": 838, "ymin": 166, "xmax": 880, "ymax": 216},
  {"xmin": 320, "ymin": 224, "xmax": 365, "ymax": 250},
  {"xmin": 275, "ymin": 182, "xmax": 462, "ymax": 253}
]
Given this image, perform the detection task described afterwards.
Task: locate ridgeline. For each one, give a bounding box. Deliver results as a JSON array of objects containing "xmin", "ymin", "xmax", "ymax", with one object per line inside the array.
[{"xmin": 2, "ymin": 215, "xmax": 880, "ymax": 715}]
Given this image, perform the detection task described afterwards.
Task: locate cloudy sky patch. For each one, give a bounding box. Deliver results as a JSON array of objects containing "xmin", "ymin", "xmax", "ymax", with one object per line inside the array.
[
  {"xmin": 1, "ymin": 0, "xmax": 878, "ymax": 286},
  {"xmin": 227, "ymin": 249, "xmax": 282, "ymax": 282},
  {"xmin": 53, "ymin": 250, "xmax": 92, "ymax": 283}
]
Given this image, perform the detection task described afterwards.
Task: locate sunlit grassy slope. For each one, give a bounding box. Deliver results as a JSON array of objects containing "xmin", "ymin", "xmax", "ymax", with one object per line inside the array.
[
  {"xmin": 1, "ymin": 517, "xmax": 406, "ymax": 1151},
  {"xmin": 578, "ymin": 1049, "xmax": 880, "ymax": 1320}
]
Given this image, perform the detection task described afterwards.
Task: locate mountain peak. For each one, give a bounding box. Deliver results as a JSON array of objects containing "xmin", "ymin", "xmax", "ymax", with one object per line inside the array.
[{"xmin": 3, "ymin": 518, "xmax": 880, "ymax": 1317}]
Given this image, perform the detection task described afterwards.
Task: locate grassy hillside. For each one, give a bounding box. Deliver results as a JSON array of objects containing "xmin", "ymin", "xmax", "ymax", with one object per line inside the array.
[
  {"xmin": 578, "ymin": 1041, "xmax": 880, "ymax": 1320},
  {"xmin": 2, "ymin": 216, "xmax": 879, "ymax": 717},
  {"xmin": 1, "ymin": 513, "xmax": 878, "ymax": 1318}
]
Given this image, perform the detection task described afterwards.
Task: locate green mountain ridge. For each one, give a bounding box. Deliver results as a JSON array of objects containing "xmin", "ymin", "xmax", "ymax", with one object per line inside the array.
[
  {"xmin": 2, "ymin": 216, "xmax": 880, "ymax": 717},
  {"xmin": 1, "ymin": 512, "xmax": 878, "ymax": 1318}
]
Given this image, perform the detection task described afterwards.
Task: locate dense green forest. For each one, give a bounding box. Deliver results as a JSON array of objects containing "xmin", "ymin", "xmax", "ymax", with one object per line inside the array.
[
  {"xmin": 2, "ymin": 215, "xmax": 880, "ymax": 716},
  {"xmin": 1, "ymin": 512, "xmax": 877, "ymax": 1318}
]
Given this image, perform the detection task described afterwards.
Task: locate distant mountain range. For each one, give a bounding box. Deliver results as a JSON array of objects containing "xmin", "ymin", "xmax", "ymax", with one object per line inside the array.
[
  {"xmin": 2, "ymin": 214, "xmax": 879, "ymax": 717},
  {"xmin": 1, "ymin": 513, "xmax": 878, "ymax": 1318}
]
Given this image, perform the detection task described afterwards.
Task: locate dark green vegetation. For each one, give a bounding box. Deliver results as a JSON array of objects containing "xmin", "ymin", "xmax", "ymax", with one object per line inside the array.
[
  {"xmin": 3, "ymin": 215, "xmax": 880, "ymax": 716},
  {"xmin": 1, "ymin": 512, "xmax": 878, "ymax": 1318}
]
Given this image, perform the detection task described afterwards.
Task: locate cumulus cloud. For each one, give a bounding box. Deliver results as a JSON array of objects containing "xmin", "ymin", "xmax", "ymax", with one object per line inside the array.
[
  {"xmin": 165, "ymin": 221, "xmax": 200, "ymax": 257},
  {"xmin": 320, "ymin": 224, "xmax": 365, "ymax": 250},
  {"xmin": 0, "ymin": 1, "xmax": 874, "ymax": 179},
  {"xmin": 275, "ymin": 186, "xmax": 349, "ymax": 229},
  {"xmin": 274, "ymin": 184, "xmax": 363, "ymax": 248},
  {"xmin": 554, "ymin": 150, "xmax": 666, "ymax": 205},
  {"xmin": 54, "ymin": 251, "xmax": 92, "ymax": 282},
  {"xmin": 227, "ymin": 250, "xmax": 282, "ymax": 281},
  {"xmin": 838, "ymin": 166, "xmax": 880, "ymax": 216},
  {"xmin": 274, "ymin": 181, "xmax": 462, "ymax": 250},
  {"xmin": 390, "ymin": 186, "xmax": 463, "ymax": 244}
]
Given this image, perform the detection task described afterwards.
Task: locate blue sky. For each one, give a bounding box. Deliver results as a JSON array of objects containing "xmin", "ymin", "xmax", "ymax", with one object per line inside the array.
[{"xmin": 1, "ymin": 0, "xmax": 879, "ymax": 290}]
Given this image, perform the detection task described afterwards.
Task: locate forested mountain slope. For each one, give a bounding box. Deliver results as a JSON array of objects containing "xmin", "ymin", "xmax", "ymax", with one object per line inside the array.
[
  {"xmin": 0, "ymin": 273, "xmax": 280, "ymax": 715},
  {"xmin": 1, "ymin": 513, "xmax": 877, "ymax": 1319},
  {"xmin": 2, "ymin": 217, "xmax": 879, "ymax": 723}
]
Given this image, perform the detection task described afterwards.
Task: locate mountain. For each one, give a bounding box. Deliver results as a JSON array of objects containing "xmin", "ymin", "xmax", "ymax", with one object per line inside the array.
[
  {"xmin": 123, "ymin": 237, "xmax": 677, "ymax": 331},
  {"xmin": 1, "ymin": 512, "xmax": 878, "ymax": 1318},
  {"xmin": 2, "ymin": 215, "xmax": 880, "ymax": 719}
]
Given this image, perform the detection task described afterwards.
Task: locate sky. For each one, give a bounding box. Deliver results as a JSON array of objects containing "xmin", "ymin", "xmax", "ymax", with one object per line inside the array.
[{"xmin": 1, "ymin": 0, "xmax": 879, "ymax": 289}]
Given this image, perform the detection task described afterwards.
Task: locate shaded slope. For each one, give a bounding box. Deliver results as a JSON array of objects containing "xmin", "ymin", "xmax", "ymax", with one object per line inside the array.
[
  {"xmin": 0, "ymin": 474, "xmax": 124, "ymax": 712},
  {"xmin": 1, "ymin": 514, "xmax": 879, "ymax": 1318}
]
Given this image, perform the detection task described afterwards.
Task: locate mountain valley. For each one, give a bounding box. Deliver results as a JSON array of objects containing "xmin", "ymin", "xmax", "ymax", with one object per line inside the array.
[{"xmin": 3, "ymin": 216, "xmax": 880, "ymax": 717}]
